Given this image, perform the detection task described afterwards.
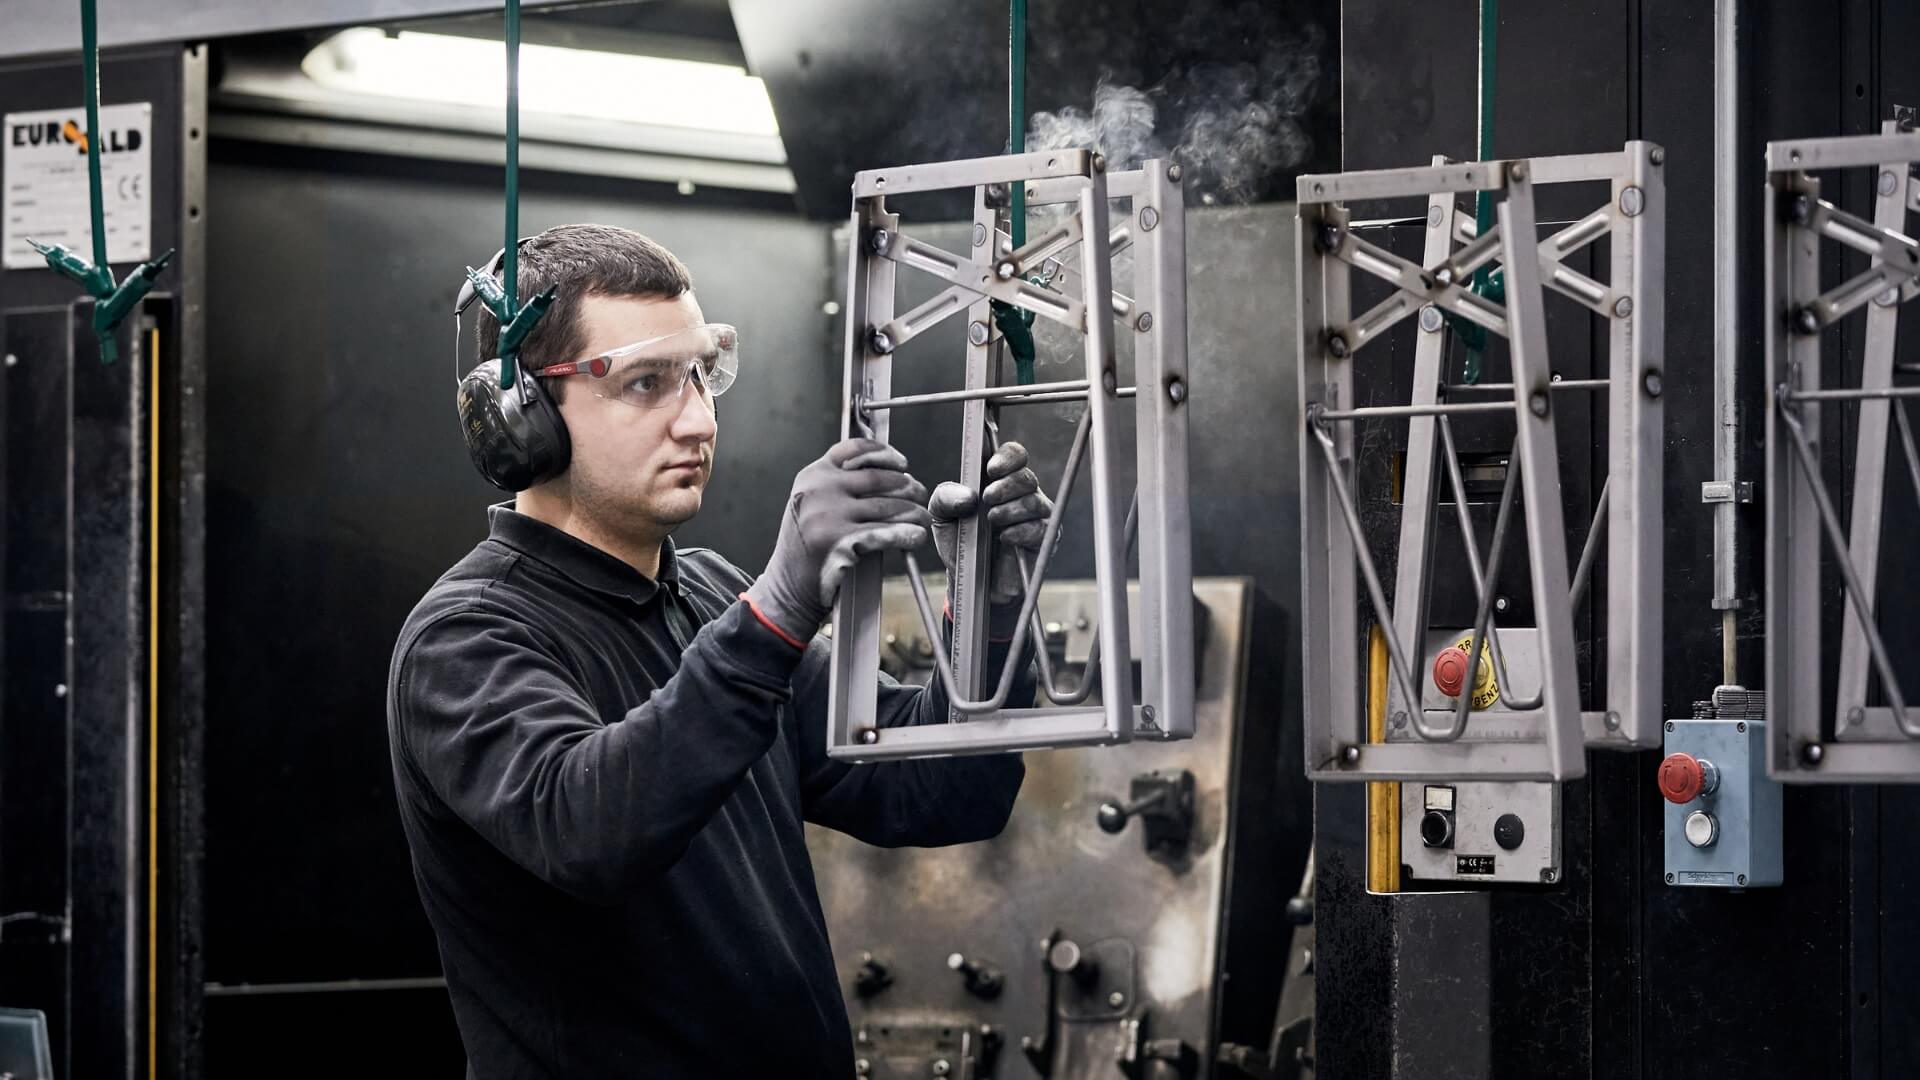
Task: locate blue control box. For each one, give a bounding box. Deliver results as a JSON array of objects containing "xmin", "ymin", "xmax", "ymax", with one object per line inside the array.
[{"xmin": 1662, "ymin": 717, "xmax": 1783, "ymax": 889}]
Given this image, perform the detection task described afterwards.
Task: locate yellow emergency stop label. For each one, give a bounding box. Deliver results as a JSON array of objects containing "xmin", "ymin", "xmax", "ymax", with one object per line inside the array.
[{"xmin": 1450, "ymin": 634, "xmax": 1500, "ymax": 710}]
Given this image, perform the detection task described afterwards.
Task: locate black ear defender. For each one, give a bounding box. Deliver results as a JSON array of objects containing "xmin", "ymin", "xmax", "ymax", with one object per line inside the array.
[{"xmin": 453, "ymin": 239, "xmax": 570, "ymax": 491}]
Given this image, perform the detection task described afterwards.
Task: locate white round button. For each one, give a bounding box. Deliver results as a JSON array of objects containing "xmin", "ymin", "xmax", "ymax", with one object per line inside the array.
[{"xmin": 1684, "ymin": 810, "xmax": 1718, "ymax": 848}]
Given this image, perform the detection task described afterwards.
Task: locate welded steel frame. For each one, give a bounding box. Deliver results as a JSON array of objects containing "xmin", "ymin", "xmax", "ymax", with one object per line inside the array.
[
  {"xmin": 1765, "ymin": 123, "xmax": 1920, "ymax": 782},
  {"xmin": 1298, "ymin": 143, "xmax": 1666, "ymax": 782},
  {"xmin": 825, "ymin": 149, "xmax": 1193, "ymax": 761}
]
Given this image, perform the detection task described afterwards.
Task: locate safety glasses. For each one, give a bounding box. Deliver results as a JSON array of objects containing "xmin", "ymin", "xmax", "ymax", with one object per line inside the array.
[{"xmin": 537, "ymin": 323, "xmax": 738, "ymax": 410}]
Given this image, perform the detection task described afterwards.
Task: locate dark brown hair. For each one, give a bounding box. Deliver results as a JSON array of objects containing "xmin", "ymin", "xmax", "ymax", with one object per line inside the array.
[{"xmin": 474, "ymin": 223, "xmax": 694, "ymax": 371}]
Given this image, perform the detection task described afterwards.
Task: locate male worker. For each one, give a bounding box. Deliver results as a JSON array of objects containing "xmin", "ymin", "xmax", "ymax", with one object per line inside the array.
[{"xmin": 387, "ymin": 224, "xmax": 1049, "ymax": 1077}]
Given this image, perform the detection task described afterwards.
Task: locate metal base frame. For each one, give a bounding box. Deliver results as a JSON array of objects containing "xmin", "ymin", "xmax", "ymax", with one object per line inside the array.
[
  {"xmin": 825, "ymin": 150, "xmax": 1194, "ymax": 761},
  {"xmin": 1765, "ymin": 123, "xmax": 1920, "ymax": 782},
  {"xmin": 1297, "ymin": 144, "xmax": 1667, "ymax": 782}
]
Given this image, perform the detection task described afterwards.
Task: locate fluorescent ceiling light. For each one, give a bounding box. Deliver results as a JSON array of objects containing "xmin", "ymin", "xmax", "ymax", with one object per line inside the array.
[{"xmin": 301, "ymin": 28, "xmax": 780, "ymax": 139}]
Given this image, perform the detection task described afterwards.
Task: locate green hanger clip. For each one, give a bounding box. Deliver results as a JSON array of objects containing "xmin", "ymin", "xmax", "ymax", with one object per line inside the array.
[
  {"xmin": 478, "ymin": 0, "xmax": 552, "ymax": 392},
  {"xmin": 464, "ymin": 265, "xmax": 556, "ymax": 391},
  {"xmin": 31, "ymin": 239, "xmax": 175, "ymax": 364},
  {"xmin": 36, "ymin": 0, "xmax": 171, "ymax": 365}
]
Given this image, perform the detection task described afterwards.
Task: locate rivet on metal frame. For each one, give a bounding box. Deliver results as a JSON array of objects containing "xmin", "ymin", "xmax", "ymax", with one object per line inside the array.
[
  {"xmin": 868, "ymin": 328, "xmax": 895, "ymax": 355},
  {"xmin": 1530, "ymin": 391, "xmax": 1550, "ymax": 416},
  {"xmin": 1167, "ymin": 377, "xmax": 1187, "ymax": 404},
  {"xmin": 972, "ymin": 223, "xmax": 988, "ymax": 247},
  {"xmin": 1643, "ymin": 370, "xmax": 1664, "ymax": 397},
  {"xmin": 1140, "ymin": 205, "xmax": 1160, "ymax": 232},
  {"xmin": 968, "ymin": 321, "xmax": 991, "ymax": 346},
  {"xmin": 1427, "ymin": 205, "xmax": 1444, "ymax": 229},
  {"xmin": 1619, "ymin": 186, "xmax": 1645, "ymax": 217},
  {"xmin": 1880, "ymin": 170, "xmax": 1900, "ymax": 197},
  {"xmin": 1167, "ymin": 163, "xmax": 1184, "ymax": 183},
  {"xmin": 869, "ymin": 228, "xmax": 892, "ymax": 255},
  {"xmin": 1418, "ymin": 305, "xmax": 1445, "ymax": 333},
  {"xmin": 1136, "ymin": 311, "xmax": 1155, "ymax": 332},
  {"xmin": 1613, "ymin": 296, "xmax": 1635, "ymax": 319},
  {"xmin": 1327, "ymin": 332, "xmax": 1351, "ymax": 359}
]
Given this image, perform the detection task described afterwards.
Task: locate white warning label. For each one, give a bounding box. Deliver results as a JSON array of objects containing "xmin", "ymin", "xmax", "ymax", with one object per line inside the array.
[{"xmin": 3, "ymin": 103, "xmax": 153, "ymax": 271}]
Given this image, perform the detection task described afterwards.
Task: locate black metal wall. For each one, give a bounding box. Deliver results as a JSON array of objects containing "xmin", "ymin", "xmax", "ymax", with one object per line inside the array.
[
  {"xmin": 198, "ymin": 146, "xmax": 837, "ymax": 1075},
  {"xmin": 0, "ymin": 44, "xmax": 205, "ymax": 1080},
  {"xmin": 1317, "ymin": 1, "xmax": 1920, "ymax": 1077}
]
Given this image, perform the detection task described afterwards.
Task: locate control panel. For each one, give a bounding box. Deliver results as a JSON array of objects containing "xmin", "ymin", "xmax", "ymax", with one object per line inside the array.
[
  {"xmin": 1401, "ymin": 780, "xmax": 1562, "ymax": 885},
  {"xmin": 1662, "ymin": 689, "xmax": 1783, "ymax": 889}
]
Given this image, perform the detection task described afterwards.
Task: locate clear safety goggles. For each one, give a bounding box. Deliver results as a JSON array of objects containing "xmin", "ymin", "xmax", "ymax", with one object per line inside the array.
[{"xmin": 537, "ymin": 323, "xmax": 738, "ymax": 410}]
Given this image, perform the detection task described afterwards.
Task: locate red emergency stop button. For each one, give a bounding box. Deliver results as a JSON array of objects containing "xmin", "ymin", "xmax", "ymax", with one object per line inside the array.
[
  {"xmin": 1433, "ymin": 646, "xmax": 1470, "ymax": 698},
  {"xmin": 1658, "ymin": 752, "xmax": 1718, "ymax": 803}
]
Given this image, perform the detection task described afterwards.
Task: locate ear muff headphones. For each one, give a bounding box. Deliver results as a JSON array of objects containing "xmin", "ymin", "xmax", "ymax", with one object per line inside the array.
[{"xmin": 453, "ymin": 239, "xmax": 570, "ymax": 492}]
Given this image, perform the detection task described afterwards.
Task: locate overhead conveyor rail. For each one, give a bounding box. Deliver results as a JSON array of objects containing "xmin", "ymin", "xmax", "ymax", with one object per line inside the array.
[{"xmin": 1297, "ymin": 143, "xmax": 1667, "ymax": 783}]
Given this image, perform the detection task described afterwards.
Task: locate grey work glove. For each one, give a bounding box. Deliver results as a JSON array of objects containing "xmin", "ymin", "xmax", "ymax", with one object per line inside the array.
[
  {"xmin": 930, "ymin": 441, "xmax": 1053, "ymax": 607},
  {"xmin": 745, "ymin": 438, "xmax": 932, "ymax": 642}
]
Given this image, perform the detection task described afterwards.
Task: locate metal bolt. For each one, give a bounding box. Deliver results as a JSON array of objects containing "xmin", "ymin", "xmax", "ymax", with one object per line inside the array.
[
  {"xmin": 1390, "ymin": 710, "xmax": 1408, "ymax": 729},
  {"xmin": 1418, "ymin": 305, "xmax": 1445, "ymax": 333},
  {"xmin": 1619, "ymin": 186, "xmax": 1645, "ymax": 217},
  {"xmin": 1802, "ymin": 742, "xmax": 1825, "ymax": 766},
  {"xmin": 1605, "ymin": 711, "xmax": 1621, "ymax": 731},
  {"xmin": 1508, "ymin": 161, "xmax": 1529, "ymax": 182},
  {"xmin": 1551, "ymin": 371, "xmax": 1564, "ymax": 382},
  {"xmin": 933, "ymin": 1061, "xmax": 951, "ymax": 1077},
  {"xmin": 869, "ymin": 229, "xmax": 892, "ymax": 255},
  {"xmin": 1848, "ymin": 706, "xmax": 1865, "ymax": 727},
  {"xmin": 972, "ymin": 223, "xmax": 988, "ymax": 247},
  {"xmin": 1737, "ymin": 721, "xmax": 1748, "ymax": 733},
  {"xmin": 1102, "ymin": 369, "xmax": 1118, "ymax": 393},
  {"xmin": 822, "ymin": 299, "xmax": 842, "ymax": 316},
  {"xmin": 1107, "ymin": 991, "xmax": 1126, "ymax": 1008},
  {"xmin": 1340, "ymin": 744, "xmax": 1362, "ymax": 765},
  {"xmin": 1790, "ymin": 194, "xmax": 1813, "ymax": 226},
  {"xmin": 856, "ymin": 1060, "xmax": 871, "ymax": 1075},
  {"xmin": 1643, "ymin": 370, "xmax": 1664, "ymax": 397},
  {"xmin": 968, "ymin": 321, "xmax": 991, "ymax": 346},
  {"xmin": 1076, "ymin": 616, "xmax": 1091, "ymax": 631},
  {"xmin": 1435, "ymin": 266, "xmax": 1456, "ymax": 286},
  {"xmin": 1167, "ymin": 377, "xmax": 1187, "ymax": 404},
  {"xmin": 1427, "ymin": 205, "xmax": 1444, "ymax": 229},
  {"xmin": 1795, "ymin": 307, "xmax": 1821, "ymax": 335},
  {"xmin": 996, "ymin": 260, "xmax": 1018, "ymax": 281},
  {"xmin": 860, "ymin": 728, "xmax": 878, "ymax": 745},
  {"xmin": 1494, "ymin": 595, "xmax": 1510, "ymax": 612},
  {"xmin": 1136, "ymin": 311, "xmax": 1155, "ymax": 332},
  {"xmin": 1327, "ymin": 333, "xmax": 1351, "ymax": 359},
  {"xmin": 1541, "ymin": 868, "xmax": 1557, "ymax": 883},
  {"xmin": 868, "ymin": 328, "xmax": 895, "ymax": 355},
  {"xmin": 1666, "ymin": 720, "xmax": 1676, "ymax": 732},
  {"xmin": 1167, "ymin": 163, "xmax": 1183, "ymax": 182},
  {"xmin": 1666, "ymin": 872, "xmax": 1676, "ymax": 884},
  {"xmin": 1881, "ymin": 170, "xmax": 1900, "ymax": 197},
  {"xmin": 1876, "ymin": 288, "xmax": 1901, "ymax": 308},
  {"xmin": 1530, "ymin": 392, "xmax": 1549, "ymax": 417},
  {"xmin": 1613, "ymin": 296, "xmax": 1634, "ymax": 318},
  {"xmin": 1318, "ymin": 224, "xmax": 1344, "ymax": 253},
  {"xmin": 1140, "ymin": 206, "xmax": 1160, "ymax": 231},
  {"xmin": 1091, "ymin": 153, "xmax": 1107, "ymax": 173},
  {"xmin": 1650, "ymin": 147, "xmax": 1666, "ymax": 166},
  {"xmin": 1737, "ymin": 874, "xmax": 1748, "ymax": 886}
]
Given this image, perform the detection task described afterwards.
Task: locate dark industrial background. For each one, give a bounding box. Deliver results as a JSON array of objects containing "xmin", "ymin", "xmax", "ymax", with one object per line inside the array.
[{"xmin": 4, "ymin": 0, "xmax": 1920, "ymax": 1077}]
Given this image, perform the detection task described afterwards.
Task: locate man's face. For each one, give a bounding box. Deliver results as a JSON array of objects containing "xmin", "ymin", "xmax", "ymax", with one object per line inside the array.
[{"xmin": 552, "ymin": 292, "xmax": 718, "ymax": 537}]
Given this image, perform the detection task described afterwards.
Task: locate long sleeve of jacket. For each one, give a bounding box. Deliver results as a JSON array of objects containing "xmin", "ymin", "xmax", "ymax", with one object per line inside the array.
[
  {"xmin": 390, "ymin": 596, "xmax": 805, "ymax": 903},
  {"xmin": 789, "ymin": 627, "xmax": 1031, "ymax": 847}
]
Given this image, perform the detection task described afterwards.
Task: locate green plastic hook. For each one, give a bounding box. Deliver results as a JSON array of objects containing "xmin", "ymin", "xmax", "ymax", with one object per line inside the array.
[
  {"xmin": 486, "ymin": 0, "xmax": 551, "ymax": 391},
  {"xmin": 34, "ymin": 0, "xmax": 170, "ymax": 365}
]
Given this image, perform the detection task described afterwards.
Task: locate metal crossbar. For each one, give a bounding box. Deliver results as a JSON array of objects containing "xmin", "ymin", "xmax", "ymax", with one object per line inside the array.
[
  {"xmin": 826, "ymin": 150, "xmax": 1193, "ymax": 761},
  {"xmin": 1766, "ymin": 122, "xmax": 1920, "ymax": 782},
  {"xmin": 1298, "ymin": 143, "xmax": 1666, "ymax": 783}
]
